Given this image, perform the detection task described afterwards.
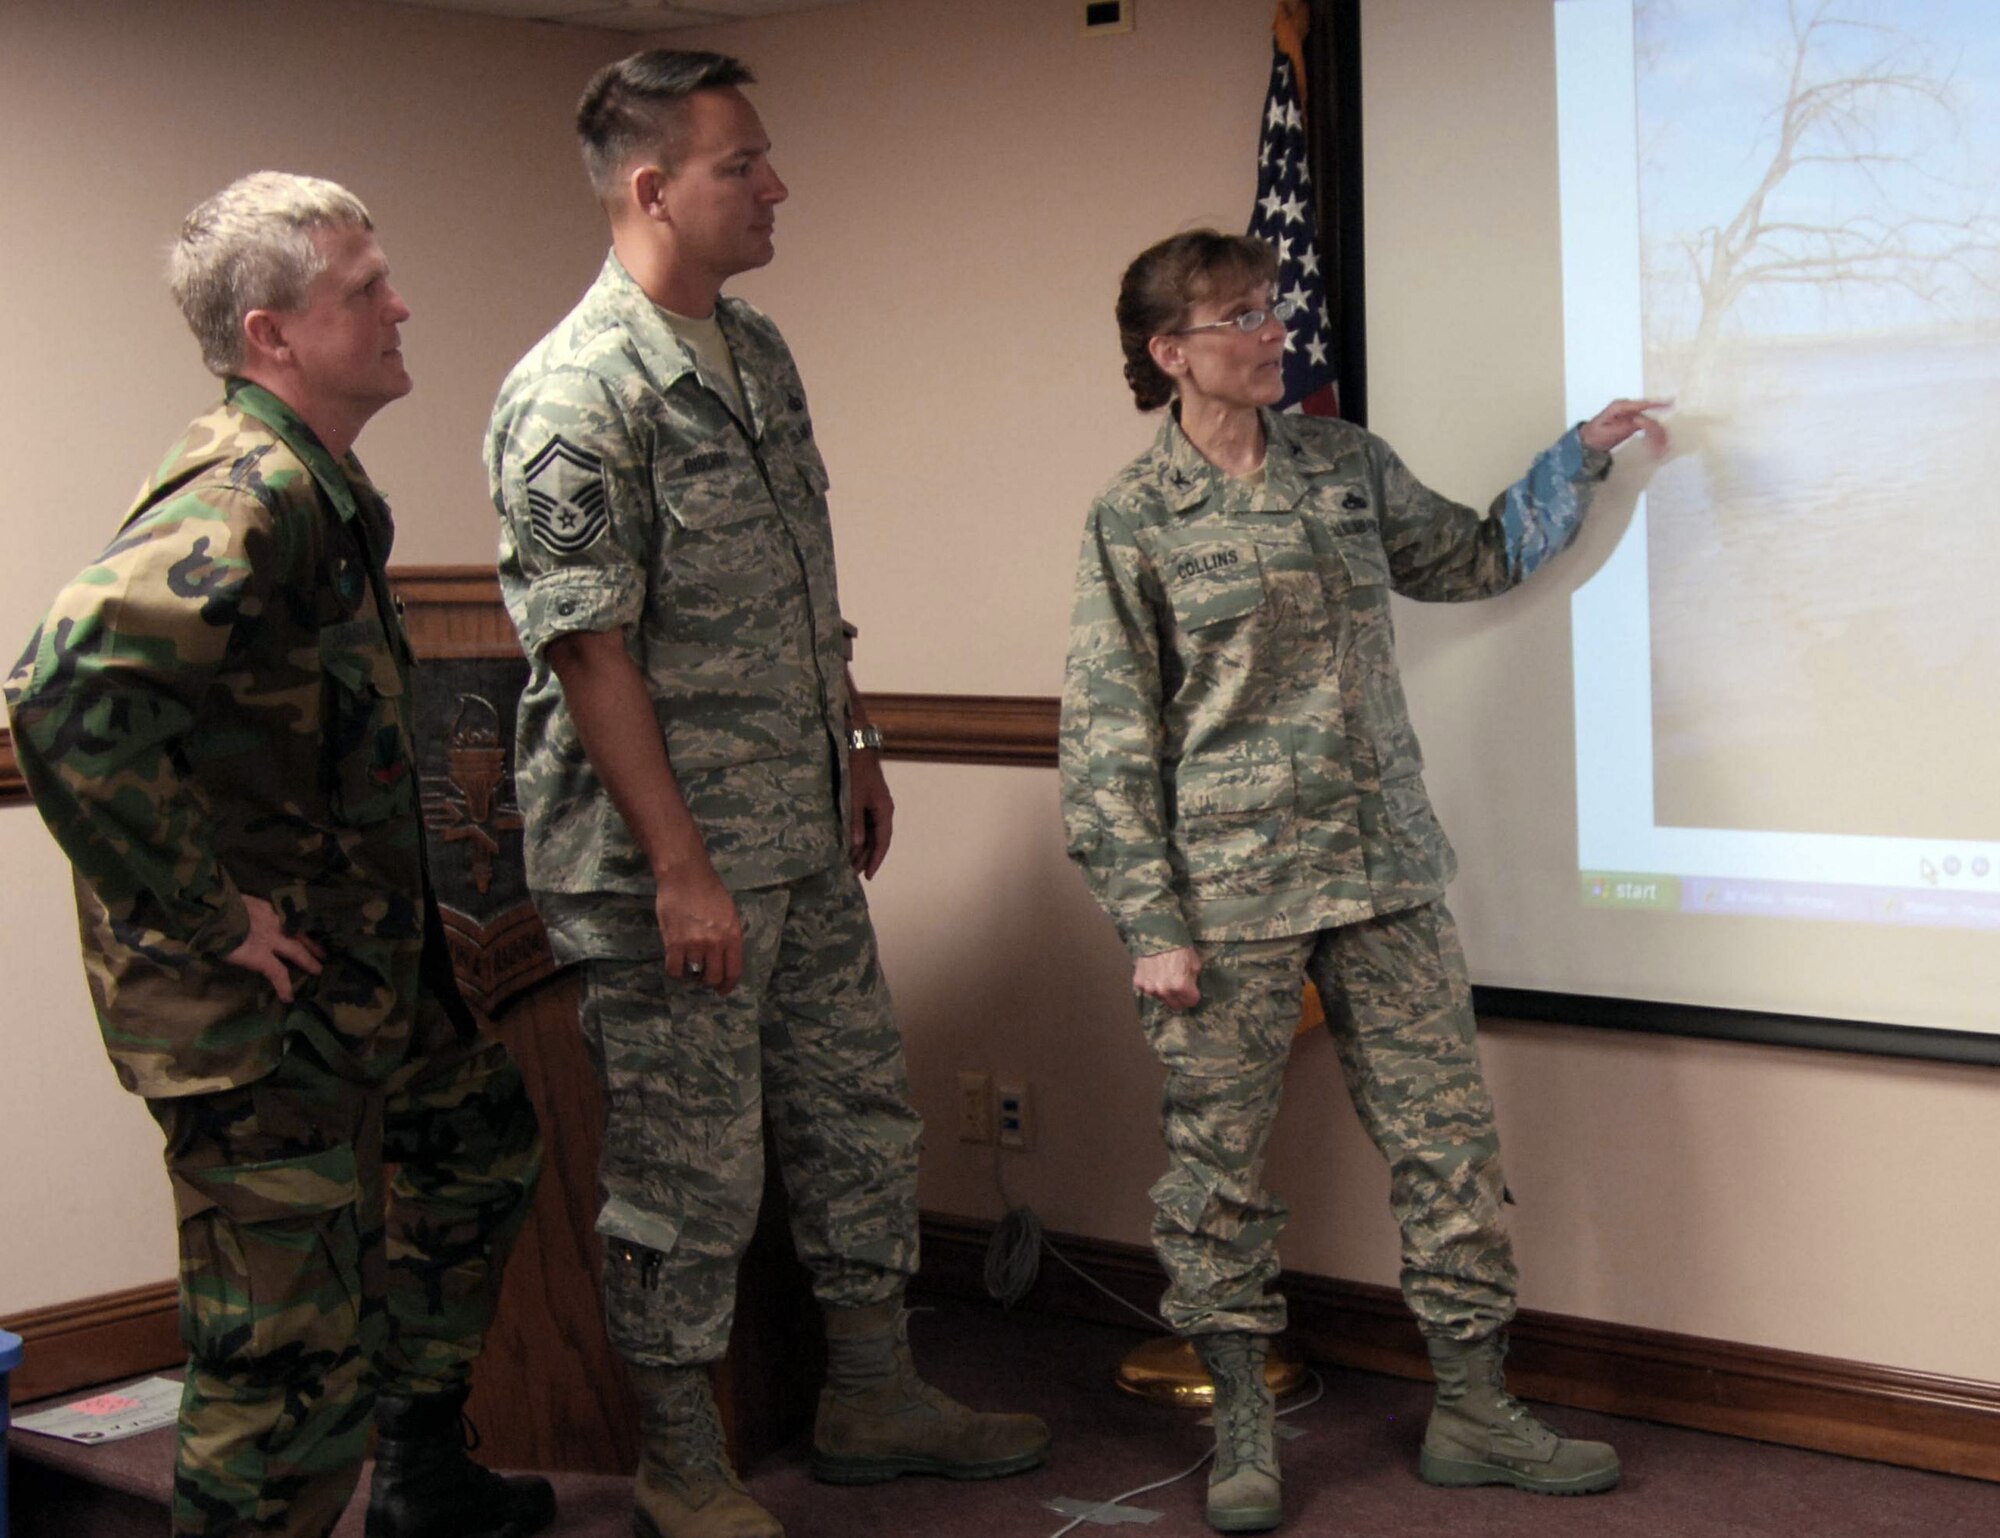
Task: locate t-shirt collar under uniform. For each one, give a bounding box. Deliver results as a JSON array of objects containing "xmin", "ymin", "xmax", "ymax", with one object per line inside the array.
[{"xmin": 599, "ymin": 251, "xmax": 772, "ymax": 440}]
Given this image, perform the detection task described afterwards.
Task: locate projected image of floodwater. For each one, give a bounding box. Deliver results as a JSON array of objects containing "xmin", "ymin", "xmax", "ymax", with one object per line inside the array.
[
  {"xmin": 1634, "ymin": 0, "xmax": 2000, "ymax": 841},
  {"xmin": 1646, "ymin": 334, "xmax": 2000, "ymax": 839}
]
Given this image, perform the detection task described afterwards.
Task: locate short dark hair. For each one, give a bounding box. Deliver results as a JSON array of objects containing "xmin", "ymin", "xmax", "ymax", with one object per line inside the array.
[
  {"xmin": 1115, "ymin": 230, "xmax": 1279, "ymax": 411},
  {"xmin": 576, "ymin": 49, "xmax": 756, "ymax": 200}
]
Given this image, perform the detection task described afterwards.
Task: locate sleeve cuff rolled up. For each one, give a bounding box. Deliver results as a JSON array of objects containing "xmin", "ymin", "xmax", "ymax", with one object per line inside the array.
[{"xmin": 518, "ymin": 566, "xmax": 645, "ymax": 657}]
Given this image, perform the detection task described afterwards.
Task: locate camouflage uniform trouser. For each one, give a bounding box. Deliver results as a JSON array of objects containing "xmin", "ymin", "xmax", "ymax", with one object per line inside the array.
[
  {"xmin": 580, "ymin": 860, "xmax": 922, "ymax": 1368},
  {"xmin": 150, "ymin": 994, "xmax": 542, "ymax": 1538},
  {"xmin": 1143, "ymin": 901, "xmax": 1517, "ymax": 1343}
]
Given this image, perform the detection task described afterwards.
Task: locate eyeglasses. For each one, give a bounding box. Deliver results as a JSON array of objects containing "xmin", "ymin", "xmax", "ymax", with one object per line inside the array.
[{"xmin": 1168, "ymin": 300, "xmax": 1299, "ymax": 337}]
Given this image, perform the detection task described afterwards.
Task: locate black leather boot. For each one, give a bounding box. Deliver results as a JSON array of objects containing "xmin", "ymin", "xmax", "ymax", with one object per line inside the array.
[{"xmin": 366, "ymin": 1383, "xmax": 557, "ymax": 1538}]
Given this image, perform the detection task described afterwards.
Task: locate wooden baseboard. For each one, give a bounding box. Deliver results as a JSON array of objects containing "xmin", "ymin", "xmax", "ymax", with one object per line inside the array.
[
  {"xmin": 20, "ymin": 1227, "xmax": 2000, "ymax": 1484},
  {"xmin": 1, "ymin": 1281, "xmax": 182, "ymax": 1405},
  {"xmin": 0, "ymin": 727, "xmax": 23, "ymax": 805},
  {"xmin": 915, "ymin": 1213, "xmax": 2000, "ymax": 1484}
]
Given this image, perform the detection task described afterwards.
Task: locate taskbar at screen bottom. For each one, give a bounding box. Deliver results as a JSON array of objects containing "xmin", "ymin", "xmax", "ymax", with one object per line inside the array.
[{"xmin": 1580, "ymin": 871, "xmax": 2000, "ymax": 931}]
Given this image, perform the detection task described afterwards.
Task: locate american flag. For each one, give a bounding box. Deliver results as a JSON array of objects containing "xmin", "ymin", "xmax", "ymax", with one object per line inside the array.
[{"xmin": 1250, "ymin": 0, "xmax": 1340, "ymax": 417}]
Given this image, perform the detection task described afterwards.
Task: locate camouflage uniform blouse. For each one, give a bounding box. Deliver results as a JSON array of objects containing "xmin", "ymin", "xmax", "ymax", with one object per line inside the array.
[
  {"xmin": 5, "ymin": 382, "xmax": 432, "ymax": 1097},
  {"xmin": 487, "ymin": 253, "xmax": 851, "ymax": 961},
  {"xmin": 1060, "ymin": 409, "xmax": 1610, "ymax": 956}
]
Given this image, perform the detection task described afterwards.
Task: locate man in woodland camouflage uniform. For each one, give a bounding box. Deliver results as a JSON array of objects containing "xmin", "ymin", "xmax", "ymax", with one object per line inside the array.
[
  {"xmin": 486, "ymin": 50, "xmax": 1047, "ymax": 1538},
  {"xmin": 5, "ymin": 173, "xmax": 551, "ymax": 1538}
]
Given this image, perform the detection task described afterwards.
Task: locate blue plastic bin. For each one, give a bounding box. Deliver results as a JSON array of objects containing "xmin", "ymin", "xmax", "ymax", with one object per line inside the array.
[{"xmin": 0, "ymin": 1328, "xmax": 23, "ymax": 1538}]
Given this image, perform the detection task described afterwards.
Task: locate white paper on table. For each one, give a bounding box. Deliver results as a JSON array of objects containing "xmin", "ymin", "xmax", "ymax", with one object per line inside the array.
[{"xmin": 13, "ymin": 1376, "xmax": 182, "ymax": 1444}]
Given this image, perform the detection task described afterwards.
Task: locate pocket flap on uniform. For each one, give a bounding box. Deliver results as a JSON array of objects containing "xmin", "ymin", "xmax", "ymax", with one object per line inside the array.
[
  {"xmin": 596, "ymin": 1194, "xmax": 682, "ymax": 1257},
  {"xmin": 1161, "ymin": 540, "xmax": 1265, "ymax": 630},
  {"xmin": 319, "ymin": 619, "xmax": 404, "ymax": 697},
  {"xmin": 657, "ymin": 459, "xmax": 766, "ymax": 531},
  {"xmin": 1332, "ymin": 535, "xmax": 1391, "ymax": 589},
  {"xmin": 788, "ymin": 439, "xmax": 831, "ymax": 496},
  {"xmin": 170, "ymin": 1143, "xmax": 361, "ymax": 1228},
  {"xmin": 1176, "ymin": 763, "xmax": 1293, "ymax": 816}
]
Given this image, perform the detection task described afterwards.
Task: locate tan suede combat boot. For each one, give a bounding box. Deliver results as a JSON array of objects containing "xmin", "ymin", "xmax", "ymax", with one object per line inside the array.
[
  {"xmin": 809, "ymin": 1300, "xmax": 1051, "ymax": 1483},
  {"xmin": 628, "ymin": 1365, "xmax": 784, "ymax": 1538},
  {"xmin": 1420, "ymin": 1333, "xmax": 1620, "ymax": 1495},
  {"xmin": 1193, "ymin": 1333, "xmax": 1282, "ymax": 1534}
]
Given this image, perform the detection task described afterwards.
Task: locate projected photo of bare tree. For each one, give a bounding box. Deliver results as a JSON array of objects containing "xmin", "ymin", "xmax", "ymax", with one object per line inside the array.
[{"xmin": 1638, "ymin": 0, "xmax": 2000, "ymax": 839}]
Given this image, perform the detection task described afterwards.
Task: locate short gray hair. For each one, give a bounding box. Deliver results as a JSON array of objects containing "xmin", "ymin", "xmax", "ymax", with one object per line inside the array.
[
  {"xmin": 576, "ymin": 50, "xmax": 756, "ymax": 201},
  {"xmin": 168, "ymin": 171, "xmax": 373, "ymax": 377}
]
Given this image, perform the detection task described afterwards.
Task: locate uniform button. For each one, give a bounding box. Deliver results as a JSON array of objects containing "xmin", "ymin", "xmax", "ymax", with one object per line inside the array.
[{"xmin": 557, "ymin": 599, "xmax": 576, "ymax": 616}]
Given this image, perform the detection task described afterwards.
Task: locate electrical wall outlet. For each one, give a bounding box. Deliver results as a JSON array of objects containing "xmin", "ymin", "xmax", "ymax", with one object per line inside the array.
[
  {"xmin": 996, "ymin": 1082, "xmax": 1032, "ymax": 1149},
  {"xmin": 958, "ymin": 1071, "xmax": 993, "ymax": 1144}
]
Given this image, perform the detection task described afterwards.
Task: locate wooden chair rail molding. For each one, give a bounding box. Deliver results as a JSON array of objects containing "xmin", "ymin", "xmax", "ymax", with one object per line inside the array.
[
  {"xmin": 0, "ymin": 564, "xmax": 1060, "ymax": 810},
  {"xmin": 1, "ymin": 696, "xmax": 1056, "ymax": 793},
  {"xmin": 389, "ymin": 565, "xmax": 1061, "ymax": 765}
]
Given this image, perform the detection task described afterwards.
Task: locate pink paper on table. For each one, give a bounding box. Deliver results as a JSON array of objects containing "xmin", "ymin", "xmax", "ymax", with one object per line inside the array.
[{"xmin": 70, "ymin": 1393, "xmax": 143, "ymax": 1415}]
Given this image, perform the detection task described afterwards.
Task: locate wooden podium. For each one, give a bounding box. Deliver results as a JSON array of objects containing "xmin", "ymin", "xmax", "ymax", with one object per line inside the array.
[{"xmin": 399, "ymin": 569, "xmax": 819, "ymax": 1475}]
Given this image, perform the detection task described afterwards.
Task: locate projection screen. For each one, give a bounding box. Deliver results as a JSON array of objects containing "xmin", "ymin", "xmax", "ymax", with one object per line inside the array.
[{"xmin": 1427, "ymin": 0, "xmax": 2000, "ymax": 1053}]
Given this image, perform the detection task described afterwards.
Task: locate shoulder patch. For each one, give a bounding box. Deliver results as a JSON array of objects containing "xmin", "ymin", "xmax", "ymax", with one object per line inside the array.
[{"xmin": 523, "ymin": 437, "xmax": 611, "ymax": 554}]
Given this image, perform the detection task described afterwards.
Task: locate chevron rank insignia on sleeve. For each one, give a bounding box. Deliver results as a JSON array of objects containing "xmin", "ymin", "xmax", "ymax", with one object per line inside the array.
[{"xmin": 523, "ymin": 437, "xmax": 611, "ymax": 554}]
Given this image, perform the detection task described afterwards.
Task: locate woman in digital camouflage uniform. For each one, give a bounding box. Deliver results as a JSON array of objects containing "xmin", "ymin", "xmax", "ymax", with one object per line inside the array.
[{"xmin": 1059, "ymin": 229, "xmax": 1664, "ymax": 1533}]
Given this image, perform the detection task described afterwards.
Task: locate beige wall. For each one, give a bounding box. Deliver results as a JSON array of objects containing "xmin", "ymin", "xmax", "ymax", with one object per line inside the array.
[
  {"xmin": 0, "ymin": 0, "xmax": 624, "ymax": 1312},
  {"xmin": 705, "ymin": 0, "xmax": 1267, "ymax": 695},
  {"xmin": 4, "ymin": 0, "xmax": 1994, "ymax": 1393}
]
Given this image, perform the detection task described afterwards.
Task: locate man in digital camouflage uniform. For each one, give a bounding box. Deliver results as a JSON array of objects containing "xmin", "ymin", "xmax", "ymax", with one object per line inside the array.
[
  {"xmin": 4, "ymin": 172, "xmax": 552, "ymax": 1538},
  {"xmin": 1061, "ymin": 231, "xmax": 1665, "ymax": 1530},
  {"xmin": 486, "ymin": 50, "xmax": 1047, "ymax": 1538}
]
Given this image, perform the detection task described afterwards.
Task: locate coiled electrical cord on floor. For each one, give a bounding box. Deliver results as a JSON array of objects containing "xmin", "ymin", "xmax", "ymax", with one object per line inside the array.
[
  {"xmin": 983, "ymin": 1200, "xmax": 1044, "ymax": 1306},
  {"xmin": 981, "ymin": 1132, "xmax": 1173, "ymax": 1331}
]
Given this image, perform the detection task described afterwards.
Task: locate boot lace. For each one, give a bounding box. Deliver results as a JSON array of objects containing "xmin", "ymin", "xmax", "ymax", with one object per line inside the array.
[
  {"xmin": 654, "ymin": 1373, "xmax": 745, "ymax": 1491},
  {"xmin": 1199, "ymin": 1342, "xmax": 1273, "ymax": 1477},
  {"xmin": 1478, "ymin": 1345, "xmax": 1557, "ymax": 1440},
  {"xmin": 1215, "ymin": 1386, "xmax": 1270, "ymax": 1475},
  {"xmin": 1491, "ymin": 1390, "xmax": 1540, "ymax": 1427}
]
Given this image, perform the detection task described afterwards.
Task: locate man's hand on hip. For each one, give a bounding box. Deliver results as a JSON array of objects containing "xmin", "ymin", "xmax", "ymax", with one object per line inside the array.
[{"xmin": 224, "ymin": 895, "xmax": 327, "ymax": 1004}]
